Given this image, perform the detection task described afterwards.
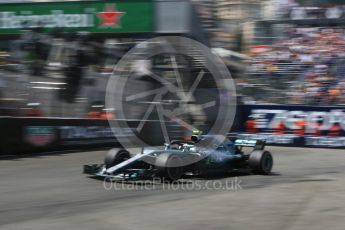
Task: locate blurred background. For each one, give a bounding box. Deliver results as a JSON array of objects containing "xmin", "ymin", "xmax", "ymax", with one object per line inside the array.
[
  {"xmin": 1, "ymin": 2, "xmax": 345, "ymax": 229},
  {"xmin": 1, "ymin": 0, "xmax": 345, "ymax": 118}
]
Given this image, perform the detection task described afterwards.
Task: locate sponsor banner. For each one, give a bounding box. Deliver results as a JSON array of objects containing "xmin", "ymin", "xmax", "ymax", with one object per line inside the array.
[
  {"xmin": 237, "ymin": 133, "xmax": 345, "ymax": 149},
  {"xmin": 24, "ymin": 126, "xmax": 56, "ymax": 147},
  {"xmin": 2, "ymin": 104, "xmax": 345, "ymax": 155},
  {"xmin": 0, "ymin": 0, "xmax": 154, "ymax": 34},
  {"xmin": 0, "ymin": 117, "xmax": 168, "ymax": 155},
  {"xmin": 289, "ymin": 6, "xmax": 345, "ymax": 20},
  {"xmin": 239, "ymin": 104, "xmax": 345, "ymax": 148},
  {"xmin": 58, "ymin": 126, "xmax": 135, "ymax": 146}
]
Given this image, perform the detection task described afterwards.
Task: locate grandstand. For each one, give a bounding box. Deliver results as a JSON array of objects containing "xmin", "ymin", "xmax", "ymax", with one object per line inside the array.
[{"xmin": 242, "ymin": 0, "xmax": 345, "ymax": 105}]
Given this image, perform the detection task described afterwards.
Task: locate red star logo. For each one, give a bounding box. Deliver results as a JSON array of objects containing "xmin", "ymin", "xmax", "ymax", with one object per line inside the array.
[{"xmin": 97, "ymin": 4, "xmax": 125, "ymax": 28}]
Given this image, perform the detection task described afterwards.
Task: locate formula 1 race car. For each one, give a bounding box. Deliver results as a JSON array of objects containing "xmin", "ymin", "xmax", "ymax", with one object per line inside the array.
[{"xmin": 83, "ymin": 135, "xmax": 273, "ymax": 182}]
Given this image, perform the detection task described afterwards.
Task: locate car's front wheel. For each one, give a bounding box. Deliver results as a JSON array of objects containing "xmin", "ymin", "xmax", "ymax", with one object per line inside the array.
[{"xmin": 104, "ymin": 148, "xmax": 130, "ymax": 169}]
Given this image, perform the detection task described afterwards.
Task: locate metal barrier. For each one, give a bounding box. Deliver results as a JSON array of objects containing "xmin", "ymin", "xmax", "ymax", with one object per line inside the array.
[
  {"xmin": 2, "ymin": 104, "xmax": 345, "ymax": 155},
  {"xmin": 0, "ymin": 117, "xmax": 182, "ymax": 155}
]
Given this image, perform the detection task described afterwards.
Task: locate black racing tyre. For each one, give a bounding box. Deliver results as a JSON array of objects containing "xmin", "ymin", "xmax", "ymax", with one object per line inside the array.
[
  {"xmin": 104, "ymin": 148, "xmax": 130, "ymax": 169},
  {"xmin": 155, "ymin": 153, "xmax": 184, "ymax": 182},
  {"xmin": 248, "ymin": 150, "xmax": 273, "ymax": 175}
]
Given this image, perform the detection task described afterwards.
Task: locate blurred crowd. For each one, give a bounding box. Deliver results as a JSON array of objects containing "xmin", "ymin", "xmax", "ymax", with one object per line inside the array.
[
  {"xmin": 249, "ymin": 27, "xmax": 345, "ymax": 105},
  {"xmin": 2, "ymin": 25, "xmax": 345, "ymax": 119}
]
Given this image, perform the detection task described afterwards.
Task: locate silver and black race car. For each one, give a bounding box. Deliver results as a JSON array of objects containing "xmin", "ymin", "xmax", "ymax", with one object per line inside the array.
[{"xmin": 83, "ymin": 135, "xmax": 273, "ymax": 182}]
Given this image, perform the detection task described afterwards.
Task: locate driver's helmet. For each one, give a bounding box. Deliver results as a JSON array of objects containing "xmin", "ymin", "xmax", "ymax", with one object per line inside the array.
[
  {"xmin": 191, "ymin": 135, "xmax": 200, "ymax": 143},
  {"xmin": 191, "ymin": 130, "xmax": 203, "ymax": 143}
]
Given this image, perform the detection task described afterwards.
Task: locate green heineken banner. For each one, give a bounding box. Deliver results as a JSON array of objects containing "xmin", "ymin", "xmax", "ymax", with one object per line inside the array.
[{"xmin": 0, "ymin": 0, "xmax": 154, "ymax": 34}]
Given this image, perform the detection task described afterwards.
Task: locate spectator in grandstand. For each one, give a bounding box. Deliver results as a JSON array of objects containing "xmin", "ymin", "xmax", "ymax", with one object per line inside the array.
[{"xmin": 248, "ymin": 28, "xmax": 345, "ymax": 105}]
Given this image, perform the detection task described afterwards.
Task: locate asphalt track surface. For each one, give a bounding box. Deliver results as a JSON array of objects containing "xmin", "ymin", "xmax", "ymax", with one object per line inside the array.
[{"xmin": 1, "ymin": 146, "xmax": 345, "ymax": 230}]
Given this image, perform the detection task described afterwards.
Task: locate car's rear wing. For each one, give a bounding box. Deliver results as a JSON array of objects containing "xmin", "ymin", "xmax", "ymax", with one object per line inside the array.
[{"xmin": 234, "ymin": 139, "xmax": 266, "ymax": 150}]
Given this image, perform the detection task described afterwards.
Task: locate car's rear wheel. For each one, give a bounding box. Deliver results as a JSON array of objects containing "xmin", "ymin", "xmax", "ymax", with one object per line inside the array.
[
  {"xmin": 248, "ymin": 150, "xmax": 273, "ymax": 175},
  {"xmin": 155, "ymin": 153, "xmax": 184, "ymax": 182},
  {"xmin": 104, "ymin": 148, "xmax": 130, "ymax": 169}
]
